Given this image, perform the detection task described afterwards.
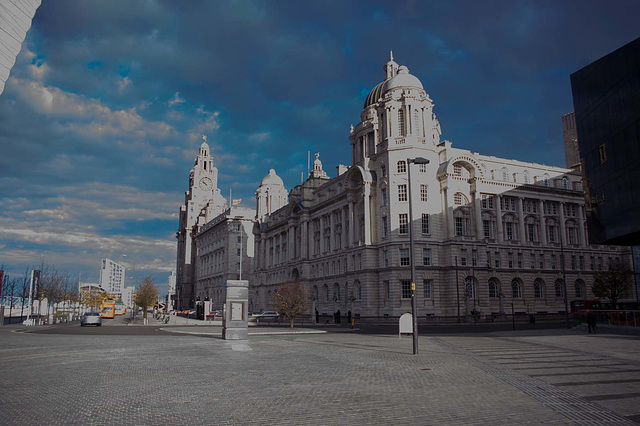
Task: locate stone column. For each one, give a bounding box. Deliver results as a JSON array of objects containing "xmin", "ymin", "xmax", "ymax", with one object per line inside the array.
[
  {"xmin": 559, "ymin": 202, "xmax": 567, "ymax": 246},
  {"xmin": 330, "ymin": 211, "xmax": 336, "ymax": 252},
  {"xmin": 301, "ymin": 219, "xmax": 308, "ymax": 259},
  {"xmin": 517, "ymin": 197, "xmax": 526, "ymax": 243},
  {"xmin": 363, "ymin": 184, "xmax": 372, "ymax": 245},
  {"xmin": 577, "ymin": 204, "xmax": 587, "ymax": 247},
  {"xmin": 348, "ymin": 202, "xmax": 354, "ymax": 247},
  {"xmin": 538, "ymin": 199, "xmax": 547, "ymax": 245},
  {"xmin": 341, "ymin": 207, "xmax": 348, "ymax": 249},
  {"xmin": 496, "ymin": 195, "xmax": 504, "ymax": 242},
  {"xmin": 443, "ymin": 187, "xmax": 454, "ymax": 238},
  {"xmin": 474, "ymin": 190, "xmax": 482, "ymax": 238},
  {"xmin": 289, "ymin": 224, "xmax": 295, "ymax": 261}
]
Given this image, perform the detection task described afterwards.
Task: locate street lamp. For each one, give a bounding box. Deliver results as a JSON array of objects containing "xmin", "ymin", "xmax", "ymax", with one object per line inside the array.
[{"xmin": 407, "ymin": 157, "xmax": 430, "ymax": 355}]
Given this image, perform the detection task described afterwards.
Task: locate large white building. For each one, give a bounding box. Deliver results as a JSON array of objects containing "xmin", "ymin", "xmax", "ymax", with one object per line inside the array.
[
  {"xmin": 0, "ymin": 0, "xmax": 40, "ymax": 96},
  {"xmin": 98, "ymin": 258, "xmax": 125, "ymax": 296},
  {"xmin": 251, "ymin": 54, "xmax": 632, "ymax": 319},
  {"xmin": 175, "ymin": 136, "xmax": 227, "ymax": 309}
]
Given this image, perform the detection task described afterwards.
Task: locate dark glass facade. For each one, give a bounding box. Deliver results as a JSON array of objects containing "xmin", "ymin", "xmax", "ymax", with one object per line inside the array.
[{"xmin": 571, "ymin": 37, "xmax": 640, "ymax": 246}]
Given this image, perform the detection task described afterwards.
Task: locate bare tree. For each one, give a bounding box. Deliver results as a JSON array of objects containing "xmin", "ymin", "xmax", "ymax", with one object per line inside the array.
[
  {"xmin": 7, "ymin": 278, "xmax": 17, "ymax": 323},
  {"xmin": 134, "ymin": 276, "xmax": 158, "ymax": 320},
  {"xmin": 592, "ymin": 258, "xmax": 634, "ymax": 307},
  {"xmin": 273, "ymin": 280, "xmax": 310, "ymax": 328},
  {"xmin": 19, "ymin": 268, "xmax": 30, "ymax": 320}
]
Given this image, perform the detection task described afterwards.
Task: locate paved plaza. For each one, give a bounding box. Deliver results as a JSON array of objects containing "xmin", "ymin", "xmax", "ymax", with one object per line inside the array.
[{"xmin": 2, "ymin": 323, "xmax": 640, "ymax": 425}]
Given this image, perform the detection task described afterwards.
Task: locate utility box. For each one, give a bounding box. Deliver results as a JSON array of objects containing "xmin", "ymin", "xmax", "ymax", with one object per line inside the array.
[{"xmin": 223, "ymin": 280, "xmax": 249, "ymax": 340}]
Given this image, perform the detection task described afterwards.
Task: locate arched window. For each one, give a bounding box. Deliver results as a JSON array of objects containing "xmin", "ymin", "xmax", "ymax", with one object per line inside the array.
[
  {"xmin": 454, "ymin": 192, "xmax": 469, "ymax": 206},
  {"xmin": 312, "ymin": 285, "xmax": 318, "ymax": 301},
  {"xmin": 554, "ymin": 279, "xmax": 564, "ymax": 298},
  {"xmin": 488, "ymin": 279, "xmax": 499, "ymax": 298},
  {"xmin": 524, "ymin": 170, "xmax": 531, "ymax": 185},
  {"xmin": 465, "ymin": 277, "xmax": 476, "ymax": 299},
  {"xmin": 453, "ymin": 164, "xmax": 462, "ymax": 177},
  {"xmin": 398, "ymin": 109, "xmax": 405, "ymax": 136},
  {"xmin": 562, "ymin": 177, "xmax": 569, "ymax": 190},
  {"xmin": 502, "ymin": 167, "xmax": 508, "ymax": 182},
  {"xmin": 534, "ymin": 279, "xmax": 544, "ymax": 298},
  {"xmin": 397, "ymin": 160, "xmax": 406, "ymax": 174},
  {"xmin": 333, "ymin": 283, "xmax": 340, "ymax": 301},
  {"xmin": 511, "ymin": 280, "xmax": 522, "ymax": 298},
  {"xmin": 575, "ymin": 280, "xmax": 585, "ymax": 299},
  {"xmin": 544, "ymin": 174, "xmax": 550, "ymax": 187}
]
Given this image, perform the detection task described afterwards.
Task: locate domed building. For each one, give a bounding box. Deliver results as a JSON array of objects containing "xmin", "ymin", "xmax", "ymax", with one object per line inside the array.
[{"xmin": 251, "ymin": 53, "xmax": 632, "ymax": 321}]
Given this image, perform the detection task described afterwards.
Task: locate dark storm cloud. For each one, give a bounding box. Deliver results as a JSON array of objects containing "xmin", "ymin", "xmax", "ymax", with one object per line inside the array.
[{"xmin": 1, "ymin": 0, "xmax": 638, "ymax": 284}]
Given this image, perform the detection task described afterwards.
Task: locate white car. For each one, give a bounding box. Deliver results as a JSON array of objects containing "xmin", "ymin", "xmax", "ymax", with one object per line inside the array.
[{"xmin": 81, "ymin": 312, "xmax": 102, "ymax": 326}]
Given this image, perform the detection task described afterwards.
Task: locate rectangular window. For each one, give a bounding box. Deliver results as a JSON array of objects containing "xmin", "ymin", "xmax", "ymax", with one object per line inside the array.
[
  {"xmin": 455, "ymin": 217, "xmax": 463, "ymax": 236},
  {"xmin": 599, "ymin": 143, "xmax": 607, "ymax": 163},
  {"xmin": 590, "ymin": 256, "xmax": 595, "ymax": 270},
  {"xmin": 483, "ymin": 220, "xmax": 491, "ymax": 238},
  {"xmin": 420, "ymin": 184, "xmax": 428, "ymax": 202},
  {"xmin": 419, "ymin": 163, "xmax": 427, "ymax": 173},
  {"xmin": 472, "ymin": 249, "xmax": 478, "ymax": 267},
  {"xmin": 398, "ymin": 184, "xmax": 407, "ymax": 202},
  {"xmin": 423, "ymin": 279, "xmax": 432, "ymax": 299},
  {"xmin": 381, "ymin": 188, "xmax": 387, "ymax": 206},
  {"xmin": 423, "ymin": 248, "xmax": 431, "ymax": 266},
  {"xmin": 401, "ymin": 280, "xmax": 412, "ymax": 299},
  {"xmin": 528, "ymin": 224, "xmax": 535, "ymax": 242},
  {"xmin": 539, "ymin": 254, "xmax": 544, "ymax": 269},
  {"xmin": 400, "ymin": 248, "xmax": 410, "ymax": 266},
  {"xmin": 460, "ymin": 249, "xmax": 467, "ymax": 266},
  {"xmin": 486, "ymin": 251, "xmax": 491, "ymax": 268},
  {"xmin": 548, "ymin": 226, "xmax": 556, "ymax": 243},
  {"xmin": 551, "ymin": 254, "xmax": 556, "ymax": 270},
  {"xmin": 495, "ymin": 251, "xmax": 500, "ymax": 268},
  {"xmin": 530, "ymin": 253, "xmax": 535, "ymax": 269},
  {"xmin": 598, "ymin": 256, "xmax": 603, "ymax": 270},
  {"xmin": 488, "ymin": 196, "xmax": 494, "ymax": 209},
  {"xmin": 383, "ymin": 216, "xmax": 388, "ymax": 237},
  {"xmin": 399, "ymin": 214, "xmax": 408, "ymax": 235},
  {"xmin": 568, "ymin": 228, "xmax": 577, "ymax": 245},
  {"xmin": 481, "ymin": 195, "xmax": 487, "ymax": 209},
  {"xmin": 506, "ymin": 222, "xmax": 513, "ymax": 240},
  {"xmin": 517, "ymin": 253, "xmax": 523, "ymax": 269},
  {"xmin": 508, "ymin": 252, "xmax": 514, "ymax": 269},
  {"xmin": 237, "ymin": 236, "xmax": 242, "ymax": 243},
  {"xmin": 381, "ymin": 164, "xmax": 386, "ymax": 178},
  {"xmin": 571, "ymin": 255, "xmax": 577, "ymax": 270},
  {"xmin": 579, "ymin": 256, "xmax": 585, "ymax": 270},
  {"xmin": 421, "ymin": 214, "xmax": 430, "ymax": 234},
  {"xmin": 384, "ymin": 250, "xmax": 389, "ymax": 267}
]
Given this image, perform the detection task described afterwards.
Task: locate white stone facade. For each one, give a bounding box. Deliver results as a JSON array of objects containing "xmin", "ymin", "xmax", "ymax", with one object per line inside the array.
[
  {"xmin": 193, "ymin": 206, "xmax": 256, "ymax": 310},
  {"xmin": 252, "ymin": 54, "xmax": 632, "ymax": 319},
  {"xmin": 175, "ymin": 137, "xmax": 227, "ymax": 309},
  {"xmin": 98, "ymin": 258, "xmax": 125, "ymax": 296}
]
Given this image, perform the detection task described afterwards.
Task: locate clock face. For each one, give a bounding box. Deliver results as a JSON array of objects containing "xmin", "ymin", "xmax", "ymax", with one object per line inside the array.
[{"xmin": 199, "ymin": 177, "xmax": 213, "ymax": 191}]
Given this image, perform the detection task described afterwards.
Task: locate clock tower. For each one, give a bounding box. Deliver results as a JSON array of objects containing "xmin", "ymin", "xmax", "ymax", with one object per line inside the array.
[{"xmin": 175, "ymin": 135, "xmax": 227, "ymax": 309}]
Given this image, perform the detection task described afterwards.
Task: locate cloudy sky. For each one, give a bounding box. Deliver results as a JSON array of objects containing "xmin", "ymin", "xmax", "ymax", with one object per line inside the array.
[{"xmin": 0, "ymin": 0, "xmax": 638, "ymax": 293}]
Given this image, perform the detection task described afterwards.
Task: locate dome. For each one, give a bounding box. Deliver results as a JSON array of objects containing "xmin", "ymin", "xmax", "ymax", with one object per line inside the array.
[
  {"xmin": 381, "ymin": 67, "xmax": 423, "ymax": 92},
  {"xmin": 260, "ymin": 169, "xmax": 284, "ymax": 187},
  {"xmin": 363, "ymin": 59, "xmax": 424, "ymax": 109}
]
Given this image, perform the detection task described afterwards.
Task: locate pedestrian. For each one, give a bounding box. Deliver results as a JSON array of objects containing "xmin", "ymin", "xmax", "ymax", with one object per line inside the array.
[
  {"xmin": 347, "ymin": 310, "xmax": 352, "ymax": 324},
  {"xmin": 587, "ymin": 311, "xmax": 597, "ymax": 334},
  {"xmin": 315, "ymin": 308, "xmax": 319, "ymax": 324},
  {"xmin": 336, "ymin": 309, "xmax": 341, "ymax": 324}
]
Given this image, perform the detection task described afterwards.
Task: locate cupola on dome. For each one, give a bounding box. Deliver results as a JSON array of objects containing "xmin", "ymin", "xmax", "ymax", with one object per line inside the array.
[{"xmin": 363, "ymin": 53, "xmax": 424, "ymax": 108}]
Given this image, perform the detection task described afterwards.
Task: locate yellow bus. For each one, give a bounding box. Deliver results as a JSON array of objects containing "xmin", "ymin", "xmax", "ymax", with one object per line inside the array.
[{"xmin": 100, "ymin": 301, "xmax": 115, "ymax": 319}]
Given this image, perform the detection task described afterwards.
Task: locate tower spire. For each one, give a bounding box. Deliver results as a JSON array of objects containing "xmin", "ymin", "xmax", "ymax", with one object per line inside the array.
[{"xmin": 390, "ymin": 50, "xmax": 393, "ymax": 61}]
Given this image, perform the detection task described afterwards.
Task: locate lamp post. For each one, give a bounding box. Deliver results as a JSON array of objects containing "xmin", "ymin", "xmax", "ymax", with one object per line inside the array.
[{"xmin": 407, "ymin": 157, "xmax": 430, "ymax": 355}]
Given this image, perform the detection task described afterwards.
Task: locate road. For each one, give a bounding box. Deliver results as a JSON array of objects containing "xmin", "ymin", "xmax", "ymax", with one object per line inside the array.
[{"xmin": 2, "ymin": 322, "xmax": 640, "ymax": 424}]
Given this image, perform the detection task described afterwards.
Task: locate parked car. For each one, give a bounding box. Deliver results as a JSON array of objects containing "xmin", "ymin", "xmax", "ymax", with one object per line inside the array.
[{"xmin": 81, "ymin": 312, "xmax": 102, "ymax": 327}]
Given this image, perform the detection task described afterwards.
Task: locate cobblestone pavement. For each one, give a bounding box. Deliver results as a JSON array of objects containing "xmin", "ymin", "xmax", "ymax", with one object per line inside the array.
[{"xmin": 1, "ymin": 325, "xmax": 640, "ymax": 425}]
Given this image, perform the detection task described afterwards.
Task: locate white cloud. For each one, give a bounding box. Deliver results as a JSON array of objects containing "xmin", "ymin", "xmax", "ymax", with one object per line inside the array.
[
  {"xmin": 168, "ymin": 91, "xmax": 185, "ymax": 107},
  {"xmin": 118, "ymin": 76, "xmax": 132, "ymax": 92},
  {"xmin": 250, "ymin": 132, "xmax": 270, "ymax": 142}
]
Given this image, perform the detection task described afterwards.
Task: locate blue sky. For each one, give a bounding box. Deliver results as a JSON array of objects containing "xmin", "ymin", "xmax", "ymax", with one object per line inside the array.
[{"xmin": 0, "ymin": 0, "xmax": 639, "ymax": 294}]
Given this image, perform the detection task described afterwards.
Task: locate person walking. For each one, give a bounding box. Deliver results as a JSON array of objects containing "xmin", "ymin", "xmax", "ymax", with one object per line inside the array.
[
  {"xmin": 336, "ymin": 309, "xmax": 341, "ymax": 324},
  {"xmin": 315, "ymin": 308, "xmax": 319, "ymax": 324}
]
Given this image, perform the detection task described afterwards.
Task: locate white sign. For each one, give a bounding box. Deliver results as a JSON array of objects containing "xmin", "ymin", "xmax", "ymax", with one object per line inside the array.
[
  {"xmin": 399, "ymin": 313, "xmax": 413, "ymax": 337},
  {"xmin": 231, "ymin": 302, "xmax": 243, "ymax": 321}
]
